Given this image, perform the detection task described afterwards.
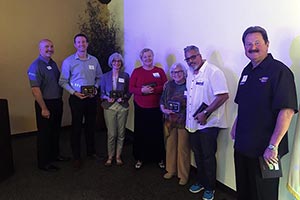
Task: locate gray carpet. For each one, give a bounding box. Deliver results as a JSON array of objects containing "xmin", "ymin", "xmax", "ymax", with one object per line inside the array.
[{"xmin": 0, "ymin": 128, "xmax": 236, "ymax": 200}]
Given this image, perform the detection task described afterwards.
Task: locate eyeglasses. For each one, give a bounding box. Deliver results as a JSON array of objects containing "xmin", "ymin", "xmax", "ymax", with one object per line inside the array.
[
  {"xmin": 171, "ymin": 70, "xmax": 184, "ymax": 75},
  {"xmin": 112, "ymin": 60, "xmax": 122, "ymax": 63},
  {"xmin": 184, "ymin": 54, "xmax": 200, "ymax": 62}
]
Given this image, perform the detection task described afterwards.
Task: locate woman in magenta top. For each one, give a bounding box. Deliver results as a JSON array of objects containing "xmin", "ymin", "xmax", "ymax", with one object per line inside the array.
[{"xmin": 129, "ymin": 48, "xmax": 168, "ymax": 169}]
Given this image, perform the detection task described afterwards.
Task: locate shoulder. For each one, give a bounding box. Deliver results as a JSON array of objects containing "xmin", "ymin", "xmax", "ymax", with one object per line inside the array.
[{"xmin": 28, "ymin": 57, "xmax": 42, "ymax": 72}]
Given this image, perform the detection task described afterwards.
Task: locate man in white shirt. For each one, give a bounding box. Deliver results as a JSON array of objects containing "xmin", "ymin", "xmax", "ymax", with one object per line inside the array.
[{"xmin": 184, "ymin": 45, "xmax": 229, "ymax": 200}]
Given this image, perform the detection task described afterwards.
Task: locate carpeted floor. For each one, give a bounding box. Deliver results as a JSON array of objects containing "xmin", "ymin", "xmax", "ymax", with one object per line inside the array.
[{"xmin": 0, "ymin": 128, "xmax": 236, "ymax": 200}]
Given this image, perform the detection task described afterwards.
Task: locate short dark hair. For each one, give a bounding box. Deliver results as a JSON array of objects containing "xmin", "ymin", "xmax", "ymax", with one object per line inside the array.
[
  {"xmin": 242, "ymin": 26, "xmax": 269, "ymax": 44},
  {"xmin": 73, "ymin": 33, "xmax": 89, "ymax": 43}
]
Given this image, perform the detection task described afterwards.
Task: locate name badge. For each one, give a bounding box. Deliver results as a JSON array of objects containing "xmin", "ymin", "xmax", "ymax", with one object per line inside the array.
[
  {"xmin": 89, "ymin": 65, "xmax": 95, "ymax": 70},
  {"xmin": 240, "ymin": 75, "xmax": 248, "ymax": 85},
  {"xmin": 46, "ymin": 66, "xmax": 52, "ymax": 70},
  {"xmin": 184, "ymin": 90, "xmax": 187, "ymax": 96},
  {"xmin": 153, "ymin": 72, "xmax": 160, "ymax": 78},
  {"xmin": 118, "ymin": 78, "xmax": 125, "ymax": 83}
]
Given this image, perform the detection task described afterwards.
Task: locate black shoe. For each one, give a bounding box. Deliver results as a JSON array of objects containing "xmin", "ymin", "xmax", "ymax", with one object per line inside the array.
[
  {"xmin": 56, "ymin": 155, "xmax": 71, "ymax": 162},
  {"xmin": 39, "ymin": 164, "xmax": 60, "ymax": 172}
]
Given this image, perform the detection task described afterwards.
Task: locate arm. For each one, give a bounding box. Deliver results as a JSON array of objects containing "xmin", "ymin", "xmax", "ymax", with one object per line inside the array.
[
  {"xmin": 195, "ymin": 93, "xmax": 229, "ymax": 125},
  {"xmin": 263, "ymin": 108, "xmax": 295, "ymax": 164},
  {"xmin": 230, "ymin": 117, "xmax": 237, "ymax": 140},
  {"xmin": 31, "ymin": 87, "xmax": 50, "ymax": 119}
]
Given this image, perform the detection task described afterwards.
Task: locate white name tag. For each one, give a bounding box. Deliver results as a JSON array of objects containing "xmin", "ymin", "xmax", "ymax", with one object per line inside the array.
[
  {"xmin": 153, "ymin": 72, "xmax": 160, "ymax": 78},
  {"xmin": 89, "ymin": 65, "xmax": 95, "ymax": 70},
  {"xmin": 46, "ymin": 66, "xmax": 52, "ymax": 70},
  {"xmin": 118, "ymin": 78, "xmax": 125, "ymax": 83}
]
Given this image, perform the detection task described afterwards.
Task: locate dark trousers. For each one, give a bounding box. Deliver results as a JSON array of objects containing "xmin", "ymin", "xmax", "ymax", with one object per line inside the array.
[
  {"xmin": 133, "ymin": 103, "xmax": 165, "ymax": 162},
  {"xmin": 35, "ymin": 99, "xmax": 63, "ymax": 168},
  {"xmin": 69, "ymin": 95, "xmax": 97, "ymax": 160},
  {"xmin": 189, "ymin": 127, "xmax": 219, "ymax": 191},
  {"xmin": 234, "ymin": 151, "xmax": 279, "ymax": 200}
]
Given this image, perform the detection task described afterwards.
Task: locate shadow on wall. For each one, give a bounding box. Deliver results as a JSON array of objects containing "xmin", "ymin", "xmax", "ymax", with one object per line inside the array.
[{"xmin": 289, "ymin": 35, "xmax": 300, "ymax": 103}]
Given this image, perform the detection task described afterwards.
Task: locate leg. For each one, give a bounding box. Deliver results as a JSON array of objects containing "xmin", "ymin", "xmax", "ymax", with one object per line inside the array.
[
  {"xmin": 116, "ymin": 107, "xmax": 128, "ymax": 160},
  {"xmin": 35, "ymin": 101, "xmax": 51, "ymax": 168},
  {"xmin": 103, "ymin": 108, "xmax": 117, "ymax": 159},
  {"xmin": 177, "ymin": 128, "xmax": 190, "ymax": 183},
  {"xmin": 69, "ymin": 96, "xmax": 84, "ymax": 160},
  {"xmin": 165, "ymin": 127, "xmax": 177, "ymax": 175},
  {"xmin": 84, "ymin": 97, "xmax": 97, "ymax": 156}
]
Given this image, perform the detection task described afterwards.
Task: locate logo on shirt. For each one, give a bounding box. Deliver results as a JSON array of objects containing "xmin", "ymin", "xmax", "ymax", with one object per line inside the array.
[
  {"xmin": 196, "ymin": 81, "xmax": 204, "ymax": 85},
  {"xmin": 240, "ymin": 75, "xmax": 248, "ymax": 85},
  {"xmin": 259, "ymin": 77, "xmax": 269, "ymax": 83}
]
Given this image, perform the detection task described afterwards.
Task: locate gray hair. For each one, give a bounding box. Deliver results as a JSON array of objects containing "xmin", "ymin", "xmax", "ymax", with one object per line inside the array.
[
  {"xmin": 184, "ymin": 45, "xmax": 200, "ymax": 54},
  {"xmin": 108, "ymin": 52, "xmax": 124, "ymax": 68},
  {"xmin": 170, "ymin": 62, "xmax": 187, "ymax": 78}
]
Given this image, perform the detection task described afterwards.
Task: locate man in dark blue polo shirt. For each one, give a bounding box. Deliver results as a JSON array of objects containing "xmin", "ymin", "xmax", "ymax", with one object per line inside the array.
[
  {"xmin": 28, "ymin": 39, "xmax": 69, "ymax": 172},
  {"xmin": 231, "ymin": 26, "xmax": 298, "ymax": 200}
]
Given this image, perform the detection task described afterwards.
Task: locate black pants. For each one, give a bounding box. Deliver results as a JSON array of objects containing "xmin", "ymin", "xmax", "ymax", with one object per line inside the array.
[
  {"xmin": 69, "ymin": 95, "xmax": 97, "ymax": 160},
  {"xmin": 35, "ymin": 99, "xmax": 63, "ymax": 168},
  {"xmin": 189, "ymin": 127, "xmax": 219, "ymax": 191},
  {"xmin": 234, "ymin": 151, "xmax": 279, "ymax": 200}
]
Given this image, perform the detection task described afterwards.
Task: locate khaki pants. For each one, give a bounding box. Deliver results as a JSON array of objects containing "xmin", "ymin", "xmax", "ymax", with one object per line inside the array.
[{"xmin": 164, "ymin": 125, "xmax": 190, "ymax": 181}]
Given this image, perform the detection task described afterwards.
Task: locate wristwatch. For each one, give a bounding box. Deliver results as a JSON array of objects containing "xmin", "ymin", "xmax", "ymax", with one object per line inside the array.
[{"xmin": 267, "ymin": 144, "xmax": 277, "ymax": 151}]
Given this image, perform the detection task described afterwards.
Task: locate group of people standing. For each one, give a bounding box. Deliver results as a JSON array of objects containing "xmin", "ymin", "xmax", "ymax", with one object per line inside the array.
[{"xmin": 27, "ymin": 25, "xmax": 298, "ymax": 200}]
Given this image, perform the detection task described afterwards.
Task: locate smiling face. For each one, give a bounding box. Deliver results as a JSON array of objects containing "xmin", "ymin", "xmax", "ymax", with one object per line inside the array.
[
  {"xmin": 74, "ymin": 36, "xmax": 88, "ymax": 53},
  {"xmin": 111, "ymin": 58, "xmax": 122, "ymax": 71},
  {"xmin": 184, "ymin": 49, "xmax": 203, "ymax": 71},
  {"xmin": 141, "ymin": 50, "xmax": 154, "ymax": 67},
  {"xmin": 171, "ymin": 65, "xmax": 185, "ymax": 84},
  {"xmin": 244, "ymin": 32, "xmax": 269, "ymax": 67},
  {"xmin": 39, "ymin": 40, "xmax": 54, "ymax": 60}
]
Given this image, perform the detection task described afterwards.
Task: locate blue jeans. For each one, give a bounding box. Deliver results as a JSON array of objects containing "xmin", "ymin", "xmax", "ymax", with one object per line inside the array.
[{"xmin": 189, "ymin": 127, "xmax": 219, "ymax": 191}]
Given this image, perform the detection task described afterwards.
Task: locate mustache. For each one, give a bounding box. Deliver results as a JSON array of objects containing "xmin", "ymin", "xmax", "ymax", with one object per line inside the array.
[{"xmin": 248, "ymin": 49, "xmax": 259, "ymax": 53}]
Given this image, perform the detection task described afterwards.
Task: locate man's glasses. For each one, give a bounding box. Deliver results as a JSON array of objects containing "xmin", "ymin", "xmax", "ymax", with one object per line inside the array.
[
  {"xmin": 171, "ymin": 70, "xmax": 184, "ymax": 75},
  {"xmin": 184, "ymin": 54, "xmax": 200, "ymax": 62}
]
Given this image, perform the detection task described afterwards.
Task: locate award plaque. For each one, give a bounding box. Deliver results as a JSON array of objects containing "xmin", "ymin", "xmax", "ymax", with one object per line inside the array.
[
  {"xmin": 109, "ymin": 90, "xmax": 124, "ymax": 98},
  {"xmin": 167, "ymin": 100, "xmax": 180, "ymax": 113},
  {"xmin": 81, "ymin": 85, "xmax": 96, "ymax": 95}
]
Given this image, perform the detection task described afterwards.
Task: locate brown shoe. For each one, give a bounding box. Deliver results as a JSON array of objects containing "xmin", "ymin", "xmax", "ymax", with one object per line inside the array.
[
  {"xmin": 116, "ymin": 158, "xmax": 123, "ymax": 166},
  {"xmin": 179, "ymin": 179, "xmax": 188, "ymax": 186},
  {"xmin": 163, "ymin": 173, "xmax": 175, "ymax": 179},
  {"xmin": 104, "ymin": 158, "xmax": 112, "ymax": 167}
]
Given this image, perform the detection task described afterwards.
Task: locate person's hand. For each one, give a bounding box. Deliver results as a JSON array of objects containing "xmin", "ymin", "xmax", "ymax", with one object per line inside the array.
[
  {"xmin": 161, "ymin": 108, "xmax": 174, "ymax": 115},
  {"xmin": 230, "ymin": 128, "xmax": 236, "ymax": 140},
  {"xmin": 74, "ymin": 91, "xmax": 88, "ymax": 99},
  {"xmin": 116, "ymin": 98, "xmax": 123, "ymax": 103},
  {"xmin": 107, "ymin": 97, "xmax": 115, "ymax": 103},
  {"xmin": 41, "ymin": 109, "xmax": 50, "ymax": 119},
  {"xmin": 194, "ymin": 112, "xmax": 207, "ymax": 125},
  {"xmin": 263, "ymin": 147, "xmax": 278, "ymax": 165},
  {"xmin": 141, "ymin": 86, "xmax": 154, "ymax": 94}
]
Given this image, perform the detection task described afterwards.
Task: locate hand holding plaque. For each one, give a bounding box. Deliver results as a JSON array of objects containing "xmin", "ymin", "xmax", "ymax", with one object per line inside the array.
[
  {"xmin": 81, "ymin": 85, "xmax": 96, "ymax": 96},
  {"xmin": 109, "ymin": 90, "xmax": 124, "ymax": 99},
  {"xmin": 167, "ymin": 101, "xmax": 180, "ymax": 113}
]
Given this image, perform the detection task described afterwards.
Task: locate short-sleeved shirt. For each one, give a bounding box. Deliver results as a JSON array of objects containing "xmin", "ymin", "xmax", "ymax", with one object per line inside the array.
[
  {"xmin": 27, "ymin": 55, "xmax": 62, "ymax": 99},
  {"xmin": 160, "ymin": 80, "xmax": 187, "ymax": 129},
  {"xmin": 186, "ymin": 61, "xmax": 229, "ymax": 133},
  {"xmin": 59, "ymin": 53, "xmax": 102, "ymax": 95},
  {"xmin": 234, "ymin": 53, "xmax": 298, "ymax": 157}
]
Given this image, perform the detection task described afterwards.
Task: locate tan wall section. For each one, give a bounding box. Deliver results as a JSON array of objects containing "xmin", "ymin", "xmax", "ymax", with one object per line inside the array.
[{"xmin": 0, "ymin": 0, "xmax": 124, "ymax": 134}]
